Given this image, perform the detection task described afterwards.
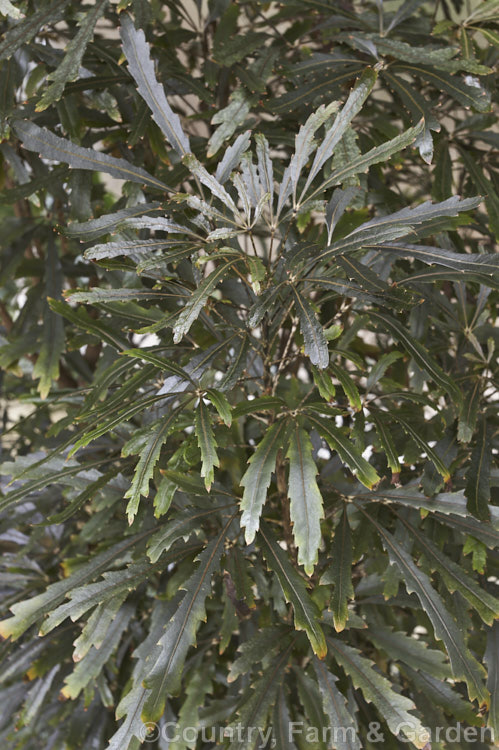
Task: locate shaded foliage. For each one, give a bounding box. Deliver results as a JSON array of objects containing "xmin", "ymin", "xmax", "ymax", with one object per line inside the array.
[{"xmin": 0, "ymin": 1, "xmax": 498, "ymax": 749}]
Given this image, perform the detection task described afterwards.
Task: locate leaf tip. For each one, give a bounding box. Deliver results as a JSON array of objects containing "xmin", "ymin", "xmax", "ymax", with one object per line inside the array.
[
  {"xmin": 244, "ymin": 527, "xmax": 256, "ymax": 546},
  {"xmin": 0, "ymin": 620, "xmax": 13, "ymax": 640},
  {"xmin": 314, "ymin": 640, "xmax": 327, "ymax": 660}
]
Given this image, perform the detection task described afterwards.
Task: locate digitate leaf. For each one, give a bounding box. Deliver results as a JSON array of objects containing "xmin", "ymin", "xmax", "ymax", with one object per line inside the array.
[
  {"xmin": 142, "ymin": 518, "xmax": 234, "ymax": 720},
  {"xmin": 0, "ymin": 0, "xmax": 71, "ymax": 60},
  {"xmin": 195, "ymin": 399, "xmax": 219, "ymax": 491},
  {"xmin": 124, "ymin": 408, "xmax": 180, "ymax": 522},
  {"xmin": 314, "ymin": 658, "xmax": 361, "ymax": 750},
  {"xmin": 306, "ymin": 414, "xmax": 380, "ymax": 489},
  {"xmin": 259, "ymin": 522, "xmax": 326, "ymax": 658},
  {"xmin": 173, "ymin": 258, "xmax": 238, "ymax": 343},
  {"xmin": 291, "ymin": 286, "xmax": 329, "ymax": 369},
  {"xmin": 240, "ymin": 420, "xmax": 289, "ymax": 544},
  {"xmin": 369, "ymin": 310, "xmax": 462, "ymax": 404},
  {"xmin": 365, "ymin": 510, "xmax": 489, "ymax": 705},
  {"xmin": 32, "ymin": 238, "xmax": 64, "ymax": 399},
  {"xmin": 397, "ymin": 516, "xmax": 499, "ymax": 625},
  {"xmin": 286, "ymin": 425, "xmax": 324, "ymax": 575},
  {"xmin": 301, "ymin": 67, "xmax": 378, "ymax": 196},
  {"xmin": 465, "ymin": 416, "xmax": 492, "ymax": 522},
  {"xmin": 321, "ymin": 508, "xmax": 354, "ymax": 632},
  {"xmin": 13, "ymin": 120, "xmax": 169, "ymax": 191},
  {"xmin": 329, "ymin": 362, "xmax": 362, "ymax": 411},
  {"xmin": 120, "ymin": 14, "xmax": 190, "ymax": 155},
  {"xmin": 36, "ymin": 0, "xmax": 108, "ymax": 111},
  {"xmin": 326, "ymin": 637, "xmax": 429, "ymax": 748}
]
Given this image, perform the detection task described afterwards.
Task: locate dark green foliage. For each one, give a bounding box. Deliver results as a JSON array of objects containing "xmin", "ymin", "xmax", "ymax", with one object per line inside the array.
[{"xmin": 0, "ymin": 1, "xmax": 498, "ymax": 748}]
